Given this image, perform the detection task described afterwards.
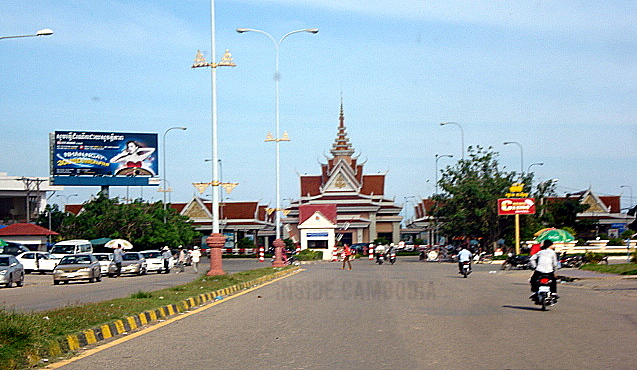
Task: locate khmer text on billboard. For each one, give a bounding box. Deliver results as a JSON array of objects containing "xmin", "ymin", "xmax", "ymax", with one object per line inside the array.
[{"xmin": 51, "ymin": 131, "xmax": 158, "ymax": 177}]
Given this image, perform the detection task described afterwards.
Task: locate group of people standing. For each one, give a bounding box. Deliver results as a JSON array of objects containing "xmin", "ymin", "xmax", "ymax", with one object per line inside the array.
[{"xmin": 160, "ymin": 245, "xmax": 202, "ymax": 274}]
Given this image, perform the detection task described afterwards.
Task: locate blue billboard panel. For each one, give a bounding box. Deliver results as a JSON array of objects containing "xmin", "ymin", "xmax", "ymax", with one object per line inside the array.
[{"xmin": 50, "ymin": 131, "xmax": 159, "ymax": 186}]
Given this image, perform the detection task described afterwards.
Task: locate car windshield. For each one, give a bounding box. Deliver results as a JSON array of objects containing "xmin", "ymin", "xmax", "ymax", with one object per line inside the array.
[
  {"xmin": 141, "ymin": 252, "xmax": 160, "ymax": 259},
  {"xmin": 94, "ymin": 254, "xmax": 112, "ymax": 261},
  {"xmin": 51, "ymin": 245, "xmax": 76, "ymax": 254},
  {"xmin": 123, "ymin": 253, "xmax": 139, "ymax": 261},
  {"xmin": 0, "ymin": 257, "xmax": 10, "ymax": 266},
  {"xmin": 60, "ymin": 256, "xmax": 92, "ymax": 264}
]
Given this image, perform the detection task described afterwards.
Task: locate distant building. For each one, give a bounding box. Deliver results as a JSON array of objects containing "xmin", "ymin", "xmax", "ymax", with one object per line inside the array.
[
  {"xmin": 0, "ymin": 172, "xmax": 62, "ymax": 224},
  {"xmin": 283, "ymin": 103, "xmax": 402, "ymax": 258},
  {"xmin": 406, "ymin": 189, "xmax": 636, "ymax": 243},
  {"xmin": 0, "ymin": 222, "xmax": 59, "ymax": 251}
]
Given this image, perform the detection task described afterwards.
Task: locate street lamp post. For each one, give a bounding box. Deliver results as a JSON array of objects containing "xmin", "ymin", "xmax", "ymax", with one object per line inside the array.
[
  {"xmin": 503, "ymin": 141, "xmax": 524, "ymax": 175},
  {"xmin": 162, "ymin": 127, "xmax": 187, "ymax": 219},
  {"xmin": 527, "ymin": 162, "xmax": 544, "ymax": 174},
  {"xmin": 434, "ymin": 154, "xmax": 453, "ymax": 245},
  {"xmin": 55, "ymin": 194, "xmax": 78, "ymax": 212},
  {"xmin": 192, "ymin": 0, "xmax": 236, "ymax": 276},
  {"xmin": 236, "ymin": 27, "xmax": 318, "ymax": 267},
  {"xmin": 440, "ymin": 122, "xmax": 464, "ymax": 160},
  {"xmin": 0, "ymin": 29, "xmax": 53, "ymax": 40}
]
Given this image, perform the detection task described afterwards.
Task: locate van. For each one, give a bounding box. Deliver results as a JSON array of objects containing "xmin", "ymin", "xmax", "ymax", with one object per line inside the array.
[{"xmin": 50, "ymin": 240, "xmax": 93, "ymax": 258}]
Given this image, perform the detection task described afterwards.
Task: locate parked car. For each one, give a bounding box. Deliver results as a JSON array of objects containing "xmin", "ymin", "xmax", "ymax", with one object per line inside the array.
[
  {"xmin": 92, "ymin": 253, "xmax": 114, "ymax": 274},
  {"xmin": 108, "ymin": 252, "xmax": 147, "ymax": 277},
  {"xmin": 140, "ymin": 250, "xmax": 173, "ymax": 273},
  {"xmin": 0, "ymin": 254, "xmax": 24, "ymax": 288},
  {"xmin": 53, "ymin": 254, "xmax": 101, "ymax": 285},
  {"xmin": 0, "ymin": 242, "xmax": 30, "ymax": 256},
  {"xmin": 16, "ymin": 251, "xmax": 60, "ymax": 274},
  {"xmin": 50, "ymin": 239, "xmax": 93, "ymax": 259}
]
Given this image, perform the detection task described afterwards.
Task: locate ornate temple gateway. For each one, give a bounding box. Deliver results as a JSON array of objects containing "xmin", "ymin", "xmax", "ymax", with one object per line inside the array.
[{"xmin": 283, "ymin": 104, "xmax": 402, "ymax": 259}]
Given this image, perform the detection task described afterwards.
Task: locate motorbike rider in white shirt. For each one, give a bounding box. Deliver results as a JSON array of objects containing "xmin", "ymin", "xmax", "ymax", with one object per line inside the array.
[{"xmin": 529, "ymin": 240, "xmax": 559, "ymax": 300}]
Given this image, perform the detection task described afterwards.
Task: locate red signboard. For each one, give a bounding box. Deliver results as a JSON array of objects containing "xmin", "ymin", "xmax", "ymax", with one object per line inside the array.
[{"xmin": 498, "ymin": 198, "xmax": 536, "ymax": 215}]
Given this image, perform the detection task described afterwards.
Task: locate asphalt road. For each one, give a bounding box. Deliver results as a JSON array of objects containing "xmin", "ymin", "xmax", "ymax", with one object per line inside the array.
[
  {"xmin": 0, "ymin": 258, "xmax": 262, "ymax": 312},
  {"xmin": 47, "ymin": 256, "xmax": 637, "ymax": 370}
]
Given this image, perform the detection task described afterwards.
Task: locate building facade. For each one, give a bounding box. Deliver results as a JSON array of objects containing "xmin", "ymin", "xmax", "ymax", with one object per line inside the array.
[{"xmin": 283, "ymin": 104, "xmax": 403, "ymax": 258}]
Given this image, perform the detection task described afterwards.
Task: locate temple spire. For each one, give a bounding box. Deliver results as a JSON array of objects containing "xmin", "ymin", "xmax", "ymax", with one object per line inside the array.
[{"xmin": 331, "ymin": 99, "xmax": 355, "ymax": 157}]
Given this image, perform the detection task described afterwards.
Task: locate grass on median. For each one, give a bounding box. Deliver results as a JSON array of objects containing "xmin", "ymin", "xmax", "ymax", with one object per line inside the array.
[
  {"xmin": 580, "ymin": 263, "xmax": 637, "ymax": 275},
  {"xmin": 0, "ymin": 266, "xmax": 294, "ymax": 370}
]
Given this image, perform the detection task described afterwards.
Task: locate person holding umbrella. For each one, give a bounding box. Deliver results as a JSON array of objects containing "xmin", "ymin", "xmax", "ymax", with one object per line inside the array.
[{"xmin": 113, "ymin": 243, "xmax": 124, "ymax": 277}]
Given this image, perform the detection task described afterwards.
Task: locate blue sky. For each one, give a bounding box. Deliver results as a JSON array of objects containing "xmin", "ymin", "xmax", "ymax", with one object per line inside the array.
[{"xmin": 1, "ymin": 1, "xmax": 636, "ymax": 216}]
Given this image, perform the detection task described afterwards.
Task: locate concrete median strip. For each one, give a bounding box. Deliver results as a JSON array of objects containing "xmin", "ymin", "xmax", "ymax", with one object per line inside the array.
[{"xmin": 46, "ymin": 267, "xmax": 301, "ymax": 363}]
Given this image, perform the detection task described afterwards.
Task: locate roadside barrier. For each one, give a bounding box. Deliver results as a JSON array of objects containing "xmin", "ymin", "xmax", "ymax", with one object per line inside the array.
[
  {"xmin": 369, "ymin": 246, "xmax": 374, "ymax": 260},
  {"xmin": 258, "ymin": 246, "xmax": 265, "ymax": 262}
]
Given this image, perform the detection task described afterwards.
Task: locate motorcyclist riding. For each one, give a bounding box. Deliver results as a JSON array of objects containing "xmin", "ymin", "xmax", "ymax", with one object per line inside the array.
[
  {"xmin": 457, "ymin": 245, "xmax": 472, "ymax": 274},
  {"xmin": 529, "ymin": 240, "xmax": 559, "ymax": 301}
]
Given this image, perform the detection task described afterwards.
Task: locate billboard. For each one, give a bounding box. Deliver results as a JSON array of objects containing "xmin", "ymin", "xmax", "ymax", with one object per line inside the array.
[
  {"xmin": 497, "ymin": 198, "xmax": 536, "ymax": 215},
  {"xmin": 50, "ymin": 131, "xmax": 159, "ymax": 186}
]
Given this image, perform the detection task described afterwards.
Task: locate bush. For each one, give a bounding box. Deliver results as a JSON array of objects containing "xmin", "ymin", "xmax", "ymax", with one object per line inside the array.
[
  {"xmin": 631, "ymin": 250, "xmax": 637, "ymax": 263},
  {"xmin": 295, "ymin": 249, "xmax": 322, "ymax": 261}
]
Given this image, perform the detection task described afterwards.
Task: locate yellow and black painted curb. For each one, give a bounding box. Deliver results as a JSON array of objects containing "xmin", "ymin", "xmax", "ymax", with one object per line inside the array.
[{"xmin": 49, "ymin": 266, "xmax": 299, "ymax": 356}]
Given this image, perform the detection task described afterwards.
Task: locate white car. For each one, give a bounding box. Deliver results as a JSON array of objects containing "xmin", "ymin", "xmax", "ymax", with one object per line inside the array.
[
  {"xmin": 16, "ymin": 251, "xmax": 60, "ymax": 274},
  {"xmin": 92, "ymin": 253, "xmax": 114, "ymax": 274},
  {"xmin": 140, "ymin": 250, "xmax": 173, "ymax": 273}
]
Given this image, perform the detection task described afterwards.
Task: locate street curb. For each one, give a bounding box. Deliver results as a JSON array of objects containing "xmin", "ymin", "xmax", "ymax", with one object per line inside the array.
[{"xmin": 47, "ymin": 266, "xmax": 299, "ymax": 358}]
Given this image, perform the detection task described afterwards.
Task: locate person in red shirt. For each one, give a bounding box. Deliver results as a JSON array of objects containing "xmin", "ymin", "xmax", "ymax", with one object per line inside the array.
[{"xmin": 341, "ymin": 244, "xmax": 353, "ymax": 270}]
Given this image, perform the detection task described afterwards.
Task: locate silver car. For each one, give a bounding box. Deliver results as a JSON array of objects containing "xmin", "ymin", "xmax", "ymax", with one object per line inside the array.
[
  {"xmin": 0, "ymin": 254, "xmax": 24, "ymax": 288},
  {"xmin": 53, "ymin": 254, "xmax": 102, "ymax": 285},
  {"xmin": 108, "ymin": 252, "xmax": 147, "ymax": 277}
]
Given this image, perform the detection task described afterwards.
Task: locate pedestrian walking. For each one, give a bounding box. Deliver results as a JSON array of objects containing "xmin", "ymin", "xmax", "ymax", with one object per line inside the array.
[
  {"xmin": 113, "ymin": 244, "xmax": 124, "ymax": 277},
  {"xmin": 161, "ymin": 246, "xmax": 172, "ymax": 274},
  {"xmin": 177, "ymin": 247, "xmax": 186, "ymax": 273},
  {"xmin": 190, "ymin": 246, "xmax": 201, "ymax": 273},
  {"xmin": 341, "ymin": 244, "xmax": 353, "ymax": 270}
]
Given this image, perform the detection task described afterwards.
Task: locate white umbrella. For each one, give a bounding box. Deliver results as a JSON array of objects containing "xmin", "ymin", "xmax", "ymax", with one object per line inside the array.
[{"xmin": 105, "ymin": 239, "xmax": 133, "ymax": 250}]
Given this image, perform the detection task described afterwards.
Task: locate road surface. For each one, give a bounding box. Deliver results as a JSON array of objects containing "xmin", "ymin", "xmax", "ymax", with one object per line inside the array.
[{"xmin": 49, "ymin": 257, "xmax": 637, "ymax": 369}]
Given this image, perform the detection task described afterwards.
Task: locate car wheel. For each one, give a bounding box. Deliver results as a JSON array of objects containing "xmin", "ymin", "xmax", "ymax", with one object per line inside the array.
[
  {"xmin": 53, "ymin": 280, "xmax": 60, "ymax": 285},
  {"xmin": 16, "ymin": 273, "xmax": 24, "ymax": 287},
  {"xmin": 108, "ymin": 273, "xmax": 114, "ymax": 278},
  {"xmin": 25, "ymin": 269, "xmax": 32, "ymax": 274},
  {"xmin": 6, "ymin": 274, "xmax": 13, "ymax": 288}
]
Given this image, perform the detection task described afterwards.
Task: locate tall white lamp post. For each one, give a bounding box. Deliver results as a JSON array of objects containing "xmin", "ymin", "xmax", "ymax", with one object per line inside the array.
[
  {"xmin": 192, "ymin": 0, "xmax": 236, "ymax": 276},
  {"xmin": 503, "ymin": 141, "xmax": 524, "ymax": 175},
  {"xmin": 434, "ymin": 154, "xmax": 453, "ymax": 245},
  {"xmin": 0, "ymin": 29, "xmax": 53, "ymax": 40},
  {"xmin": 161, "ymin": 127, "xmax": 187, "ymax": 218},
  {"xmin": 236, "ymin": 27, "xmax": 318, "ymax": 267},
  {"xmin": 440, "ymin": 122, "xmax": 465, "ymax": 160}
]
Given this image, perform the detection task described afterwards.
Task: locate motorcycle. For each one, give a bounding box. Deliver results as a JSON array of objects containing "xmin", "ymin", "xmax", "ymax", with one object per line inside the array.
[
  {"xmin": 559, "ymin": 254, "xmax": 584, "ymax": 268},
  {"xmin": 460, "ymin": 261, "xmax": 471, "ymax": 278},
  {"xmin": 388, "ymin": 252, "xmax": 396, "ymax": 265},
  {"xmin": 501, "ymin": 254, "xmax": 531, "ymax": 270},
  {"xmin": 376, "ymin": 253, "xmax": 385, "ymax": 265},
  {"xmin": 532, "ymin": 273, "xmax": 558, "ymax": 311}
]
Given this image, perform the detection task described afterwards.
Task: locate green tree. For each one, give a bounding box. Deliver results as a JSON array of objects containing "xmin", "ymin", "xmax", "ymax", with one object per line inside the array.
[
  {"xmin": 58, "ymin": 195, "xmax": 200, "ymax": 249},
  {"xmin": 434, "ymin": 146, "xmax": 519, "ymax": 251}
]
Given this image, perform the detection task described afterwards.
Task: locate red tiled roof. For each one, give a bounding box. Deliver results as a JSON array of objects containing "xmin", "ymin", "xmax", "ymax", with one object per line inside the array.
[
  {"xmin": 360, "ymin": 174, "xmax": 385, "ymax": 195},
  {"xmin": 300, "ymin": 176, "xmax": 322, "ymax": 197},
  {"xmin": 65, "ymin": 204, "xmax": 84, "ymax": 215},
  {"xmin": 599, "ymin": 196, "xmax": 620, "ymax": 213},
  {"xmin": 0, "ymin": 223, "xmax": 59, "ymax": 236},
  {"xmin": 299, "ymin": 204, "xmax": 337, "ymax": 224}
]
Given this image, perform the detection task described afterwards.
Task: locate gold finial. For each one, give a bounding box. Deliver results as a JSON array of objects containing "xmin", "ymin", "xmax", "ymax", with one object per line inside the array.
[
  {"xmin": 192, "ymin": 50, "xmax": 209, "ymax": 68},
  {"xmin": 265, "ymin": 132, "xmax": 275, "ymax": 142},
  {"xmin": 217, "ymin": 49, "xmax": 236, "ymax": 67},
  {"xmin": 280, "ymin": 131, "xmax": 291, "ymax": 141},
  {"xmin": 221, "ymin": 182, "xmax": 239, "ymax": 194}
]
